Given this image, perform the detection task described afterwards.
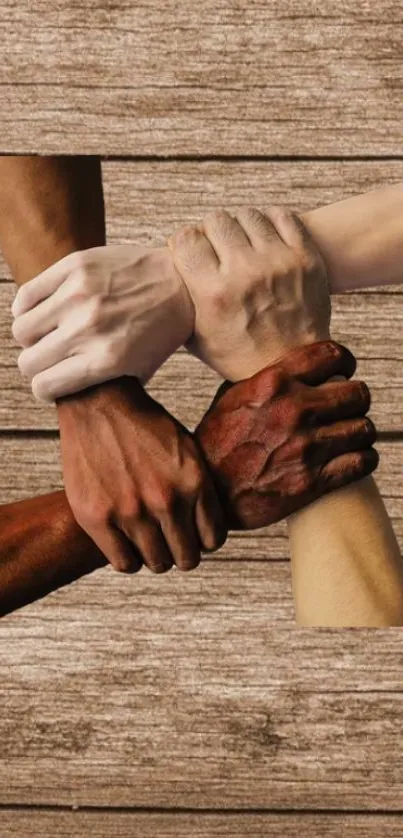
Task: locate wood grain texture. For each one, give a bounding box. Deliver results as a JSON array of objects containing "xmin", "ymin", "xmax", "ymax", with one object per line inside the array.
[
  {"xmin": 1, "ymin": 1, "xmax": 403, "ymax": 153},
  {"xmin": 0, "ymin": 438, "xmax": 401, "ymax": 559},
  {"xmin": 2, "ymin": 810, "xmax": 403, "ymax": 837},
  {"xmin": 2, "ymin": 159, "xmax": 403, "ymax": 280},
  {"xmin": 0, "ymin": 159, "xmax": 402, "ymax": 429},
  {"xmin": 1, "ymin": 284, "xmax": 402, "ymax": 431},
  {"xmin": 2, "ymin": 557, "xmax": 403, "ymax": 808}
]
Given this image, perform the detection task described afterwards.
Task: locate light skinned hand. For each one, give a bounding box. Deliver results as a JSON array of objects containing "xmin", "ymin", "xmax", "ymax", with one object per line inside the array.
[
  {"xmin": 56, "ymin": 375, "xmax": 226, "ymax": 574},
  {"xmin": 167, "ymin": 206, "xmax": 331, "ymax": 380},
  {"xmin": 11, "ymin": 245, "xmax": 195, "ymax": 402}
]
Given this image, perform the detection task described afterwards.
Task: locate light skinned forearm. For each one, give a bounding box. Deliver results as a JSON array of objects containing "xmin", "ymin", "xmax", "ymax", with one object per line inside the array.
[
  {"xmin": 290, "ymin": 188, "xmax": 403, "ymax": 625},
  {"xmin": 288, "ymin": 477, "xmax": 403, "ymax": 626},
  {"xmin": 302, "ymin": 183, "xmax": 403, "ymax": 293},
  {"xmin": 1, "ymin": 158, "xmax": 402, "ymax": 298}
]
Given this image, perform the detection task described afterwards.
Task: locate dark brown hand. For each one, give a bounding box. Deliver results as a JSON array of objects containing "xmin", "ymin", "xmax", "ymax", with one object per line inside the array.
[{"xmin": 196, "ymin": 341, "xmax": 378, "ymax": 529}]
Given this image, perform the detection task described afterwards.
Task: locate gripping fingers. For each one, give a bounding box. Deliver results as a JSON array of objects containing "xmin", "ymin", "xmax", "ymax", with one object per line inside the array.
[
  {"xmin": 31, "ymin": 356, "xmax": 97, "ymax": 402},
  {"xmin": 119, "ymin": 517, "xmax": 174, "ymax": 574},
  {"xmin": 320, "ymin": 448, "xmax": 380, "ymax": 495},
  {"xmin": 202, "ymin": 209, "xmax": 252, "ymax": 256},
  {"xmin": 235, "ymin": 206, "xmax": 279, "ymax": 250},
  {"xmin": 280, "ymin": 341, "xmax": 357, "ymax": 385},
  {"xmin": 194, "ymin": 477, "xmax": 227, "ymax": 552},
  {"xmin": 311, "ymin": 379, "xmax": 371, "ymax": 423},
  {"xmin": 11, "ymin": 252, "xmax": 76, "ymax": 318},
  {"xmin": 89, "ymin": 525, "xmax": 144, "ymax": 574},
  {"xmin": 158, "ymin": 500, "xmax": 202, "ymax": 572},
  {"xmin": 167, "ymin": 226, "xmax": 219, "ymax": 279},
  {"xmin": 310, "ymin": 417, "xmax": 377, "ymax": 464}
]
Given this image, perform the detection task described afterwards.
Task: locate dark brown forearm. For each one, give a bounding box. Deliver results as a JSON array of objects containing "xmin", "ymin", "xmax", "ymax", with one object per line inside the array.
[
  {"xmin": 0, "ymin": 491, "xmax": 106, "ymax": 617},
  {"xmin": 0, "ymin": 155, "xmax": 108, "ymax": 615}
]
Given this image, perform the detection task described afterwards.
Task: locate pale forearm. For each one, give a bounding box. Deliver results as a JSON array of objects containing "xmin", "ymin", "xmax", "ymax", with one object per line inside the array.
[{"xmin": 302, "ymin": 183, "xmax": 403, "ymax": 293}]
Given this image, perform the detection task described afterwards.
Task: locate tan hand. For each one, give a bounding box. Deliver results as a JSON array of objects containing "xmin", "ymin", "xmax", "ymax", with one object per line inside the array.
[{"xmin": 168, "ymin": 206, "xmax": 331, "ymax": 380}]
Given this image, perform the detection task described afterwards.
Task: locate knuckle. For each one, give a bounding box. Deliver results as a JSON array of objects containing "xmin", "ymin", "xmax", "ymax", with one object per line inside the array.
[
  {"xmin": 267, "ymin": 204, "xmax": 293, "ymax": 224},
  {"xmin": 119, "ymin": 492, "xmax": 142, "ymax": 523},
  {"xmin": 268, "ymin": 367, "xmax": 287, "ymax": 394},
  {"xmin": 11, "ymin": 288, "xmax": 27, "ymax": 317},
  {"xmin": 172, "ymin": 224, "xmax": 198, "ymax": 246},
  {"xmin": 285, "ymin": 398, "xmax": 304, "ymax": 429},
  {"xmin": 77, "ymin": 502, "xmax": 111, "ymax": 532},
  {"xmin": 12, "ymin": 317, "xmax": 29, "ymax": 347},
  {"xmin": 17, "ymin": 349, "xmax": 31, "ymax": 377},
  {"xmin": 31, "ymin": 375, "xmax": 52, "ymax": 402},
  {"xmin": 148, "ymin": 484, "xmax": 175, "ymax": 515},
  {"xmin": 81, "ymin": 297, "xmax": 103, "ymax": 330},
  {"xmin": 181, "ymin": 460, "xmax": 204, "ymax": 495},
  {"xmin": 66, "ymin": 267, "xmax": 93, "ymax": 302}
]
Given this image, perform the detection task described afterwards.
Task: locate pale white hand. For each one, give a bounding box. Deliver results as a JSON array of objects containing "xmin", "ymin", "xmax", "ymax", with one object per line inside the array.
[{"xmin": 12, "ymin": 245, "xmax": 195, "ymax": 402}]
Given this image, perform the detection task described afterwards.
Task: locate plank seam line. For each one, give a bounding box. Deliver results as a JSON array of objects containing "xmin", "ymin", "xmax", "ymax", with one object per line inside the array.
[
  {"xmin": 0, "ymin": 430, "xmax": 402, "ymax": 441},
  {"xmin": 102, "ymin": 154, "xmax": 403, "ymax": 163},
  {"xmin": 1, "ymin": 153, "xmax": 403, "ymax": 163},
  {"xmin": 2, "ymin": 804, "xmax": 403, "ymax": 816}
]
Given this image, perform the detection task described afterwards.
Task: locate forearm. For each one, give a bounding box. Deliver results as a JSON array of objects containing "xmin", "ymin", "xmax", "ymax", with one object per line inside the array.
[
  {"xmin": 290, "ymin": 187, "xmax": 403, "ymax": 624},
  {"xmin": 302, "ymin": 183, "xmax": 403, "ymax": 293},
  {"xmin": 0, "ymin": 492, "xmax": 106, "ymax": 617},
  {"xmin": 0, "ymin": 155, "xmax": 106, "ymax": 284},
  {"xmin": 288, "ymin": 477, "xmax": 403, "ymax": 626},
  {"xmin": 0, "ymin": 156, "xmax": 109, "ymax": 612}
]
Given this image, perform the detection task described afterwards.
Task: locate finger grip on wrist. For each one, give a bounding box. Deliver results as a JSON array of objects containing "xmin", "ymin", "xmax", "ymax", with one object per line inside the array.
[{"xmin": 12, "ymin": 245, "xmax": 195, "ymax": 403}]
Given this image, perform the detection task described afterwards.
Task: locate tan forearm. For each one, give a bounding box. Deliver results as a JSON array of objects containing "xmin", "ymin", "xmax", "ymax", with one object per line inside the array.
[
  {"xmin": 288, "ymin": 477, "xmax": 403, "ymax": 627},
  {"xmin": 290, "ymin": 186, "xmax": 403, "ymax": 625},
  {"xmin": 0, "ymin": 155, "xmax": 106, "ymax": 285}
]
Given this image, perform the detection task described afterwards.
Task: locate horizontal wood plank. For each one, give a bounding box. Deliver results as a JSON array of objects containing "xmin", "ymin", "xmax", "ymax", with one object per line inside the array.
[
  {"xmin": 0, "ymin": 161, "xmax": 402, "ymax": 429},
  {"xmin": 1, "ymin": 285, "xmax": 402, "ymax": 431},
  {"xmin": 2, "ymin": 556, "xmax": 403, "ymax": 807},
  {"xmin": 1, "ymin": 2, "xmax": 403, "ymax": 153},
  {"xmin": 3, "ymin": 810, "xmax": 403, "ymax": 837},
  {"xmin": 0, "ymin": 438, "xmax": 401, "ymax": 560},
  {"xmin": 1, "ymin": 159, "xmax": 403, "ymax": 281}
]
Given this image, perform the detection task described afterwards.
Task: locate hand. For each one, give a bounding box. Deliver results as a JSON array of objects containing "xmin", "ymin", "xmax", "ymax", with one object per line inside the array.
[
  {"xmin": 196, "ymin": 341, "xmax": 378, "ymax": 529},
  {"xmin": 11, "ymin": 245, "xmax": 195, "ymax": 402},
  {"xmin": 167, "ymin": 206, "xmax": 331, "ymax": 380},
  {"xmin": 56, "ymin": 376, "xmax": 226, "ymax": 574}
]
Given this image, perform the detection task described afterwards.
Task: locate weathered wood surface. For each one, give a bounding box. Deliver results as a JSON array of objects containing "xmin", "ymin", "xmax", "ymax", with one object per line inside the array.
[
  {"xmin": 0, "ymin": 437, "xmax": 401, "ymax": 558},
  {"xmin": 3, "ymin": 810, "xmax": 403, "ymax": 837},
  {"xmin": 1, "ymin": 284, "xmax": 402, "ymax": 431},
  {"xmin": 0, "ymin": 160, "xmax": 402, "ymax": 429},
  {"xmin": 1, "ymin": 1, "xmax": 403, "ymax": 154},
  {"xmin": 1, "ymin": 4, "xmax": 403, "ymax": 824},
  {"xmin": 1, "ymin": 159, "xmax": 403, "ymax": 281},
  {"xmin": 2, "ymin": 557, "xmax": 403, "ymax": 808}
]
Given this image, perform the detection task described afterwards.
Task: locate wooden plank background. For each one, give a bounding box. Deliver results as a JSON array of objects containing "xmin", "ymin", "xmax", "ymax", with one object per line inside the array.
[{"xmin": 1, "ymin": 2, "xmax": 403, "ymax": 836}]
